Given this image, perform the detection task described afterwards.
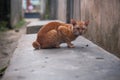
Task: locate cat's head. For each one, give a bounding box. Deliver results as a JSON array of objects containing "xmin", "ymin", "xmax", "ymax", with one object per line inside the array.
[{"xmin": 71, "ymin": 19, "xmax": 89, "ymax": 36}]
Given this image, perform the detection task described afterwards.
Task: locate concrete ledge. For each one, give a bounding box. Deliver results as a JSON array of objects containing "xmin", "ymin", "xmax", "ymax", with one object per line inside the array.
[
  {"xmin": 26, "ymin": 20, "xmax": 63, "ymax": 34},
  {"xmin": 2, "ymin": 34, "xmax": 120, "ymax": 80}
]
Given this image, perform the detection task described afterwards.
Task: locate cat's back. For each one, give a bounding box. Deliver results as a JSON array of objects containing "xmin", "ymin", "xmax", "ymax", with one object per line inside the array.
[{"xmin": 38, "ymin": 22, "xmax": 63, "ymax": 34}]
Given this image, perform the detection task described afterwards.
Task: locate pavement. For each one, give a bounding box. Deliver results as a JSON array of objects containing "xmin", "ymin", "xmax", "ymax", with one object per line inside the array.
[{"xmin": 1, "ymin": 33, "xmax": 120, "ymax": 80}]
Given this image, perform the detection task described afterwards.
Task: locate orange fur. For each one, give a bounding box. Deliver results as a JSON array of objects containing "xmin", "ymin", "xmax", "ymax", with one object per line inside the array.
[{"xmin": 32, "ymin": 19, "xmax": 89, "ymax": 49}]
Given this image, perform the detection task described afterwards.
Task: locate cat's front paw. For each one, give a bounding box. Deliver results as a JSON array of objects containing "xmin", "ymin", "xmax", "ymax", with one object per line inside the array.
[
  {"xmin": 68, "ymin": 45, "xmax": 75, "ymax": 48},
  {"xmin": 55, "ymin": 45, "xmax": 60, "ymax": 48}
]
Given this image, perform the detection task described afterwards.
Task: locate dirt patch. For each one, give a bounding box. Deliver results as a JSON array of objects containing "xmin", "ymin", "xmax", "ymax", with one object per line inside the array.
[{"xmin": 0, "ymin": 26, "xmax": 26, "ymax": 79}]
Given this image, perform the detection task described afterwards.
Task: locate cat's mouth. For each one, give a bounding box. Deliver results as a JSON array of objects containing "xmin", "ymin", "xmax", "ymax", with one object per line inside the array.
[
  {"xmin": 79, "ymin": 33, "xmax": 82, "ymax": 35},
  {"xmin": 73, "ymin": 32, "xmax": 82, "ymax": 36}
]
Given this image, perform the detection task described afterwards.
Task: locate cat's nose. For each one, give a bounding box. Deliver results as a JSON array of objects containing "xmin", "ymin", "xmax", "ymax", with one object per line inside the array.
[
  {"xmin": 79, "ymin": 33, "xmax": 82, "ymax": 35},
  {"xmin": 79, "ymin": 32, "xmax": 82, "ymax": 35},
  {"xmin": 79, "ymin": 29, "xmax": 84, "ymax": 35}
]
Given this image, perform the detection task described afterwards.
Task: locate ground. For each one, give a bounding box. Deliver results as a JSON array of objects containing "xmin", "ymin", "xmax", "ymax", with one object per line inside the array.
[
  {"xmin": 0, "ymin": 19, "xmax": 39, "ymax": 79},
  {"xmin": 0, "ymin": 26, "xmax": 26, "ymax": 79},
  {"xmin": 1, "ymin": 33, "xmax": 120, "ymax": 80}
]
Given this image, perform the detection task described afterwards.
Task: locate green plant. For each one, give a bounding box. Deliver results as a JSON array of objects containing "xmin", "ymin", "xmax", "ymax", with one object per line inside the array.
[
  {"xmin": 45, "ymin": 14, "xmax": 49, "ymax": 19},
  {"xmin": 0, "ymin": 66, "xmax": 7, "ymax": 76},
  {"xmin": 0, "ymin": 21, "xmax": 8, "ymax": 31},
  {"xmin": 15, "ymin": 19, "xmax": 26, "ymax": 28}
]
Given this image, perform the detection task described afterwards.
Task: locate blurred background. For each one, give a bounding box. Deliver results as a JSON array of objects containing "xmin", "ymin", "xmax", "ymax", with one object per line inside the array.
[{"xmin": 0, "ymin": 0, "xmax": 120, "ymax": 79}]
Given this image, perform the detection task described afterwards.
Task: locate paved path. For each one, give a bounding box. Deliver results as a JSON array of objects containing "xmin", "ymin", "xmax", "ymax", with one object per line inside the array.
[{"xmin": 1, "ymin": 34, "xmax": 120, "ymax": 80}]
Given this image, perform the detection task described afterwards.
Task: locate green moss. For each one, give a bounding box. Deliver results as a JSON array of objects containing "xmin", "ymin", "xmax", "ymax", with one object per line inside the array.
[
  {"xmin": 15, "ymin": 19, "xmax": 26, "ymax": 28},
  {"xmin": 0, "ymin": 66, "xmax": 7, "ymax": 76},
  {"xmin": 0, "ymin": 21, "xmax": 8, "ymax": 31}
]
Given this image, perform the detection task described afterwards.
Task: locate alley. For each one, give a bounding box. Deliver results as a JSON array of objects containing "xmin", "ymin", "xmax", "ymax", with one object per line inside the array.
[
  {"xmin": 1, "ymin": 20, "xmax": 120, "ymax": 80},
  {"xmin": 0, "ymin": 0, "xmax": 120, "ymax": 80}
]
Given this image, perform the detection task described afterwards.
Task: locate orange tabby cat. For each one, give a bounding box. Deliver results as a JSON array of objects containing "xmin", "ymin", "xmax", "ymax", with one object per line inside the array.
[{"xmin": 32, "ymin": 19, "xmax": 89, "ymax": 49}]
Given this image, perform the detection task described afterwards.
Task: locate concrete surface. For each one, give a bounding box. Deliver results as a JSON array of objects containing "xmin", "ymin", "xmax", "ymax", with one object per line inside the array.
[
  {"xmin": 1, "ymin": 34, "xmax": 120, "ymax": 80},
  {"xmin": 26, "ymin": 20, "xmax": 63, "ymax": 34}
]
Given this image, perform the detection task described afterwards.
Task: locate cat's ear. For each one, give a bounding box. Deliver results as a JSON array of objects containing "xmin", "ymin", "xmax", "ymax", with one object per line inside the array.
[
  {"xmin": 70, "ymin": 19, "xmax": 76, "ymax": 25},
  {"xmin": 85, "ymin": 20, "xmax": 89, "ymax": 26}
]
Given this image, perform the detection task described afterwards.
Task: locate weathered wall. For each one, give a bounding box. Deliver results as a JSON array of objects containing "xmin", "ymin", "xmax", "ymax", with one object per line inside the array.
[
  {"xmin": 49, "ymin": 0, "xmax": 58, "ymax": 19},
  {"xmin": 73, "ymin": 0, "xmax": 81, "ymax": 20},
  {"xmin": 40, "ymin": 0, "xmax": 47, "ymax": 19},
  {"xmin": 11, "ymin": 0, "xmax": 23, "ymax": 27},
  {"xmin": 0, "ymin": 0, "xmax": 11, "ymax": 28},
  {"xmin": 57, "ymin": 0, "xmax": 67, "ymax": 22},
  {"xmin": 80, "ymin": 0, "xmax": 120, "ymax": 57}
]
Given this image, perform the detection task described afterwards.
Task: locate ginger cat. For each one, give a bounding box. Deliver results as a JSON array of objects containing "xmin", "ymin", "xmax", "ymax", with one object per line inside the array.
[{"xmin": 32, "ymin": 19, "xmax": 89, "ymax": 49}]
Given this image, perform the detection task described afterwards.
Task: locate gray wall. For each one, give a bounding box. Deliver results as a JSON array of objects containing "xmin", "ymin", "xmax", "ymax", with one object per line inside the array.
[
  {"xmin": 57, "ymin": 0, "xmax": 67, "ymax": 22},
  {"xmin": 49, "ymin": 0, "xmax": 58, "ymax": 19},
  {"xmin": 40, "ymin": 0, "xmax": 46, "ymax": 19},
  {"xmin": 80, "ymin": 0, "xmax": 120, "ymax": 57},
  {"xmin": 11, "ymin": 0, "xmax": 23, "ymax": 27},
  {"xmin": 73, "ymin": 0, "xmax": 81, "ymax": 20}
]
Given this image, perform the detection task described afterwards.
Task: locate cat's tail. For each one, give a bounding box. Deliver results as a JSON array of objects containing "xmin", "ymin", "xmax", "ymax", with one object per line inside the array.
[{"xmin": 32, "ymin": 41, "xmax": 40, "ymax": 49}]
